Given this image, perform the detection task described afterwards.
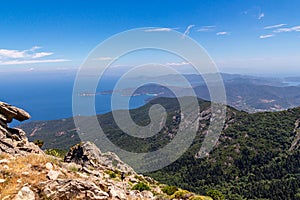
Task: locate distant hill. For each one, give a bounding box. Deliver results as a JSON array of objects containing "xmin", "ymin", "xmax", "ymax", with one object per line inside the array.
[
  {"xmin": 19, "ymin": 97, "xmax": 300, "ymax": 199},
  {"xmin": 114, "ymin": 78, "xmax": 300, "ymax": 112}
]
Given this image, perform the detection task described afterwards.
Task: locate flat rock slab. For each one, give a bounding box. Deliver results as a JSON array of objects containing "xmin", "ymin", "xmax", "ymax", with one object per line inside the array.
[{"xmin": 0, "ymin": 102, "xmax": 31, "ymax": 122}]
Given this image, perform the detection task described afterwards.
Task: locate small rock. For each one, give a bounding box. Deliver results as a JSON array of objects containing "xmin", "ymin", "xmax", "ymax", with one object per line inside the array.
[
  {"xmin": 0, "ymin": 179, "xmax": 6, "ymax": 183},
  {"xmin": 22, "ymin": 171, "xmax": 30, "ymax": 176},
  {"xmin": 2, "ymin": 195, "xmax": 11, "ymax": 200},
  {"xmin": 0, "ymin": 159, "xmax": 9, "ymax": 164},
  {"xmin": 47, "ymin": 170, "xmax": 61, "ymax": 180},
  {"xmin": 15, "ymin": 186, "xmax": 35, "ymax": 200},
  {"xmin": 128, "ymin": 176, "xmax": 138, "ymax": 183},
  {"xmin": 104, "ymin": 174, "xmax": 110, "ymax": 179},
  {"xmin": 3, "ymin": 165, "xmax": 9, "ymax": 170},
  {"xmin": 109, "ymin": 185, "xmax": 127, "ymax": 200},
  {"xmin": 0, "ymin": 113, "xmax": 8, "ymax": 123},
  {"xmin": 144, "ymin": 176, "xmax": 156, "ymax": 184},
  {"xmin": 140, "ymin": 190, "xmax": 154, "ymax": 199},
  {"xmin": 45, "ymin": 162, "xmax": 53, "ymax": 170}
]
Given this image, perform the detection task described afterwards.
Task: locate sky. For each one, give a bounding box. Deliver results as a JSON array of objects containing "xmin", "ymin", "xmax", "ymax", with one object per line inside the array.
[{"xmin": 0, "ymin": 0, "xmax": 300, "ymax": 75}]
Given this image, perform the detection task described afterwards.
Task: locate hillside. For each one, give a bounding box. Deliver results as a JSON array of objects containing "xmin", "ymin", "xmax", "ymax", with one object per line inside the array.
[
  {"xmin": 1, "ymin": 101, "xmax": 213, "ymax": 200},
  {"xmin": 19, "ymin": 97, "xmax": 300, "ymax": 199}
]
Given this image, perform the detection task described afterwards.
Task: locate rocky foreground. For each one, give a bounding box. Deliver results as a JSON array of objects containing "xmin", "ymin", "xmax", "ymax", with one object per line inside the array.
[{"xmin": 0, "ymin": 101, "xmax": 212, "ymax": 200}]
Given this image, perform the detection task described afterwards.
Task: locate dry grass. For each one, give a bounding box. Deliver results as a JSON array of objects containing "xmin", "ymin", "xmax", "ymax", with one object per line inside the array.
[{"xmin": 0, "ymin": 153, "xmax": 49, "ymax": 199}]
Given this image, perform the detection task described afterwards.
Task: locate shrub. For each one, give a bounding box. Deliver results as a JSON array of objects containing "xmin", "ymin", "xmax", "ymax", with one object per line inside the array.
[
  {"xmin": 132, "ymin": 182, "xmax": 151, "ymax": 192},
  {"xmin": 105, "ymin": 170, "xmax": 117, "ymax": 178},
  {"xmin": 206, "ymin": 189, "xmax": 225, "ymax": 200},
  {"xmin": 190, "ymin": 195, "xmax": 213, "ymax": 200},
  {"xmin": 33, "ymin": 140, "xmax": 44, "ymax": 148},
  {"xmin": 68, "ymin": 165, "xmax": 80, "ymax": 173},
  {"xmin": 162, "ymin": 185, "xmax": 178, "ymax": 195},
  {"xmin": 44, "ymin": 149, "xmax": 67, "ymax": 158},
  {"xmin": 170, "ymin": 190, "xmax": 190, "ymax": 199},
  {"xmin": 189, "ymin": 196, "xmax": 204, "ymax": 200}
]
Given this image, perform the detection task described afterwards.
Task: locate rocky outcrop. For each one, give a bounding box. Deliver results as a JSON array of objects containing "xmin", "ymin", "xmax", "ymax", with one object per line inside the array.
[
  {"xmin": 289, "ymin": 119, "xmax": 300, "ymax": 151},
  {"xmin": 64, "ymin": 141, "xmax": 135, "ymax": 175},
  {"xmin": 0, "ymin": 102, "xmax": 30, "ymax": 123},
  {"xmin": 0, "ymin": 101, "xmax": 43, "ymax": 155},
  {"xmin": 40, "ymin": 179, "xmax": 110, "ymax": 200}
]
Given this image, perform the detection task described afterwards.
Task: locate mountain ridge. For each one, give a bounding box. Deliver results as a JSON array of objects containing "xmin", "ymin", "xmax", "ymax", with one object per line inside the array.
[
  {"xmin": 0, "ymin": 101, "xmax": 213, "ymax": 200},
  {"xmin": 18, "ymin": 97, "xmax": 300, "ymax": 199}
]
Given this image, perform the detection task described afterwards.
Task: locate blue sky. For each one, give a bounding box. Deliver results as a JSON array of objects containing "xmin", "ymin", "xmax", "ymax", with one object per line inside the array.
[{"xmin": 0, "ymin": 0, "xmax": 300, "ymax": 75}]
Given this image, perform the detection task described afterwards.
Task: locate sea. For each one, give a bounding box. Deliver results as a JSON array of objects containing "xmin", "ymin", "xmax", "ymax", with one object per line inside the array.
[{"xmin": 0, "ymin": 71, "xmax": 150, "ymax": 127}]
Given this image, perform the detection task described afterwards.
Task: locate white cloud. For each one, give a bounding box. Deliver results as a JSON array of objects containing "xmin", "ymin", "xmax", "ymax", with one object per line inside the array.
[
  {"xmin": 0, "ymin": 47, "xmax": 53, "ymax": 59},
  {"xmin": 258, "ymin": 12, "xmax": 265, "ymax": 20},
  {"xmin": 0, "ymin": 49, "xmax": 26, "ymax": 59},
  {"xmin": 0, "ymin": 59, "xmax": 69, "ymax": 65},
  {"xmin": 183, "ymin": 25, "xmax": 195, "ymax": 37},
  {"xmin": 197, "ymin": 26, "xmax": 216, "ymax": 32},
  {"xmin": 29, "ymin": 46, "xmax": 42, "ymax": 51},
  {"xmin": 274, "ymin": 25, "xmax": 300, "ymax": 33},
  {"xmin": 144, "ymin": 28, "xmax": 173, "ymax": 32},
  {"xmin": 216, "ymin": 32, "xmax": 229, "ymax": 36},
  {"xmin": 32, "ymin": 52, "xmax": 54, "ymax": 59},
  {"xmin": 94, "ymin": 57, "xmax": 114, "ymax": 61},
  {"xmin": 165, "ymin": 62, "xmax": 190, "ymax": 66},
  {"xmin": 259, "ymin": 34, "xmax": 274, "ymax": 39},
  {"xmin": 0, "ymin": 46, "xmax": 68, "ymax": 65},
  {"xmin": 264, "ymin": 24, "xmax": 287, "ymax": 29}
]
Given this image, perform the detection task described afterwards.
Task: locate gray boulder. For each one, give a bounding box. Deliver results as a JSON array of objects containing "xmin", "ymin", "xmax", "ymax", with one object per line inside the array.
[
  {"xmin": 0, "ymin": 102, "xmax": 31, "ymax": 122},
  {"xmin": 0, "ymin": 101, "xmax": 43, "ymax": 155},
  {"xmin": 64, "ymin": 141, "xmax": 135, "ymax": 174}
]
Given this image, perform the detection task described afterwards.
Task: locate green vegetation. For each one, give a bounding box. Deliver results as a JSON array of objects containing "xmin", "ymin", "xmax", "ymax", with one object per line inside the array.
[
  {"xmin": 206, "ymin": 189, "xmax": 224, "ymax": 200},
  {"xmin": 132, "ymin": 182, "xmax": 151, "ymax": 191},
  {"xmin": 148, "ymin": 106, "xmax": 300, "ymax": 200},
  {"xmin": 190, "ymin": 196, "xmax": 213, "ymax": 200},
  {"xmin": 44, "ymin": 149, "xmax": 67, "ymax": 158},
  {"xmin": 19, "ymin": 97, "xmax": 300, "ymax": 199},
  {"xmin": 105, "ymin": 170, "xmax": 117, "ymax": 179},
  {"xmin": 170, "ymin": 190, "xmax": 190, "ymax": 199},
  {"xmin": 162, "ymin": 185, "xmax": 178, "ymax": 195},
  {"xmin": 33, "ymin": 139, "xmax": 44, "ymax": 148}
]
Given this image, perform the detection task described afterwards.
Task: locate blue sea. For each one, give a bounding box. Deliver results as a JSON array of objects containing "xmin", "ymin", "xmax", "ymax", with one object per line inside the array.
[{"xmin": 0, "ymin": 71, "xmax": 150, "ymax": 126}]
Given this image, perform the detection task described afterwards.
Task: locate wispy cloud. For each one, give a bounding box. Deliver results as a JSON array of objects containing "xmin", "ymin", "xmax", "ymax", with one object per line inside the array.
[
  {"xmin": 94, "ymin": 57, "xmax": 114, "ymax": 61},
  {"xmin": 0, "ymin": 46, "xmax": 69, "ymax": 65},
  {"xmin": 0, "ymin": 59, "xmax": 69, "ymax": 65},
  {"xmin": 183, "ymin": 25, "xmax": 195, "ymax": 37},
  {"xmin": 216, "ymin": 32, "xmax": 229, "ymax": 36},
  {"xmin": 0, "ymin": 49, "xmax": 27, "ymax": 59},
  {"xmin": 32, "ymin": 52, "xmax": 54, "ymax": 59},
  {"xmin": 264, "ymin": 24, "xmax": 287, "ymax": 29},
  {"xmin": 165, "ymin": 61, "xmax": 190, "ymax": 66},
  {"xmin": 197, "ymin": 26, "xmax": 216, "ymax": 32},
  {"xmin": 274, "ymin": 25, "xmax": 300, "ymax": 33},
  {"xmin": 144, "ymin": 28, "xmax": 173, "ymax": 32},
  {"xmin": 257, "ymin": 12, "xmax": 265, "ymax": 20},
  {"xmin": 0, "ymin": 47, "xmax": 53, "ymax": 59},
  {"xmin": 243, "ymin": 7, "xmax": 265, "ymax": 20},
  {"xmin": 259, "ymin": 34, "xmax": 274, "ymax": 39}
]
